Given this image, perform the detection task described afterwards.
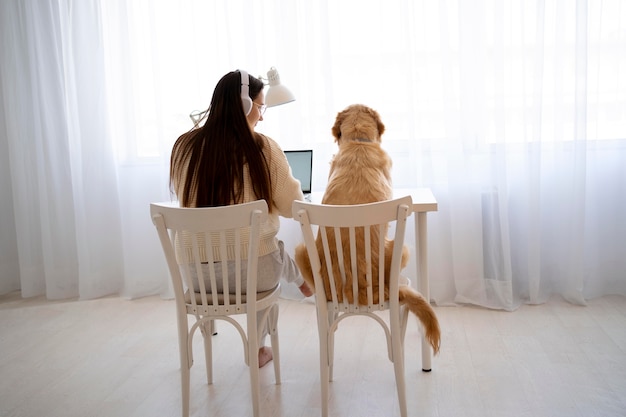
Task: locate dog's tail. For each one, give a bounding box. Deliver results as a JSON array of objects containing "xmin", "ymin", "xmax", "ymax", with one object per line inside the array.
[{"xmin": 399, "ymin": 286, "xmax": 441, "ymax": 355}]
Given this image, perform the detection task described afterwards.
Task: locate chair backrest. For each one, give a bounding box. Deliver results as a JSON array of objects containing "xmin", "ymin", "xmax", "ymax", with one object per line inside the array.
[
  {"xmin": 293, "ymin": 196, "xmax": 412, "ymax": 314},
  {"xmin": 150, "ymin": 200, "xmax": 269, "ymax": 315}
]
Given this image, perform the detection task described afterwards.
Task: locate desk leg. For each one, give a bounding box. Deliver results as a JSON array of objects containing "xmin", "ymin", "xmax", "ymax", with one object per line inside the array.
[{"xmin": 416, "ymin": 212, "xmax": 432, "ymax": 371}]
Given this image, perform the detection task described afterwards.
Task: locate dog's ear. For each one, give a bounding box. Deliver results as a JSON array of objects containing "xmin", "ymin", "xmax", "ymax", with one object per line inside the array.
[
  {"xmin": 369, "ymin": 107, "xmax": 385, "ymax": 136},
  {"xmin": 331, "ymin": 110, "xmax": 344, "ymax": 143}
]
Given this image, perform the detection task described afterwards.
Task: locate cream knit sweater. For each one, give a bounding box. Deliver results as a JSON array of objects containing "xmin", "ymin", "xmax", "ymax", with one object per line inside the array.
[{"xmin": 175, "ymin": 133, "xmax": 304, "ymax": 262}]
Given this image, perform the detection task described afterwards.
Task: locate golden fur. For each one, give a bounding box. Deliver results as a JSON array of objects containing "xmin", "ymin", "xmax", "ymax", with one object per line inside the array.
[{"xmin": 295, "ymin": 104, "xmax": 441, "ymax": 354}]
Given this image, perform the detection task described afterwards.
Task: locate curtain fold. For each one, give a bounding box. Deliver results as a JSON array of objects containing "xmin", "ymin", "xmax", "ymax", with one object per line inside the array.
[{"xmin": 1, "ymin": 0, "xmax": 624, "ymax": 308}]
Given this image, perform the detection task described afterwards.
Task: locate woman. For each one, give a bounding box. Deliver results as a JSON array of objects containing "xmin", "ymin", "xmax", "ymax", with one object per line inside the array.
[{"xmin": 170, "ymin": 70, "xmax": 312, "ymax": 368}]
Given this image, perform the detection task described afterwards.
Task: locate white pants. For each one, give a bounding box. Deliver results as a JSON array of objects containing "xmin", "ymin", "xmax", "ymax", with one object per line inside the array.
[
  {"xmin": 191, "ymin": 240, "xmax": 303, "ymax": 292},
  {"xmin": 190, "ymin": 240, "xmax": 303, "ymax": 345}
]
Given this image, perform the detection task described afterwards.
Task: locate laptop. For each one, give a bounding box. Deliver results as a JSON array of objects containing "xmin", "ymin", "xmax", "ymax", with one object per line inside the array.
[{"xmin": 284, "ymin": 150, "xmax": 313, "ymax": 201}]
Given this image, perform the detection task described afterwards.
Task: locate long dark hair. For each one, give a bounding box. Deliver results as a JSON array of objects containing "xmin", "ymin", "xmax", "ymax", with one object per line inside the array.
[{"xmin": 170, "ymin": 71, "xmax": 272, "ymax": 209}]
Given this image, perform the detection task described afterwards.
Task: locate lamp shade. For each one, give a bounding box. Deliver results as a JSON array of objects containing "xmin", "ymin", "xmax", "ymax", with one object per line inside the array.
[{"xmin": 265, "ymin": 67, "xmax": 295, "ymax": 107}]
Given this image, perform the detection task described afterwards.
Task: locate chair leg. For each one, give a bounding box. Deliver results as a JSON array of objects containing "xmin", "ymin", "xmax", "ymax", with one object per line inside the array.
[
  {"xmin": 201, "ymin": 320, "xmax": 214, "ymax": 384},
  {"xmin": 178, "ymin": 329, "xmax": 192, "ymax": 417},
  {"xmin": 268, "ymin": 304, "xmax": 281, "ymax": 384},
  {"xmin": 248, "ymin": 335, "xmax": 261, "ymax": 417},
  {"xmin": 327, "ymin": 312, "xmax": 337, "ymax": 381},
  {"xmin": 318, "ymin": 318, "xmax": 331, "ymax": 417},
  {"xmin": 400, "ymin": 305, "xmax": 409, "ymax": 345},
  {"xmin": 180, "ymin": 365, "xmax": 191, "ymax": 417},
  {"xmin": 391, "ymin": 335, "xmax": 408, "ymax": 417},
  {"xmin": 176, "ymin": 315, "xmax": 193, "ymax": 417}
]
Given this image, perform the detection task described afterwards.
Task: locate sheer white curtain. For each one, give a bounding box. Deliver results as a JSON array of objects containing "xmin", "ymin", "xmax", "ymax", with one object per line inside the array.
[
  {"xmin": 0, "ymin": 0, "xmax": 125, "ymax": 299},
  {"xmin": 1, "ymin": 0, "xmax": 624, "ymax": 308}
]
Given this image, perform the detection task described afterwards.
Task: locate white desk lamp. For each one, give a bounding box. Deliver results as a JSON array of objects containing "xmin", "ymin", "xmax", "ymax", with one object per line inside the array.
[
  {"xmin": 189, "ymin": 67, "xmax": 295, "ymax": 126},
  {"xmin": 262, "ymin": 66, "xmax": 295, "ymax": 108}
]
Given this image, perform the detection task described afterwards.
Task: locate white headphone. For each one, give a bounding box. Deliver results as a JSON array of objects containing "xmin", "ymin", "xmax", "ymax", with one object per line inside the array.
[{"xmin": 239, "ymin": 70, "xmax": 253, "ymax": 116}]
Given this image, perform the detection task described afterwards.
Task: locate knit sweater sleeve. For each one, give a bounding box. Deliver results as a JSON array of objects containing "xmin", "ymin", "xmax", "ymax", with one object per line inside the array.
[{"xmin": 261, "ymin": 134, "xmax": 304, "ymax": 218}]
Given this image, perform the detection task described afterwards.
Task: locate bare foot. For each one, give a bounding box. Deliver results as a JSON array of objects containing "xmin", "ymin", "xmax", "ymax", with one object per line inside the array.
[
  {"xmin": 298, "ymin": 282, "xmax": 314, "ymax": 297},
  {"xmin": 258, "ymin": 346, "xmax": 273, "ymax": 368}
]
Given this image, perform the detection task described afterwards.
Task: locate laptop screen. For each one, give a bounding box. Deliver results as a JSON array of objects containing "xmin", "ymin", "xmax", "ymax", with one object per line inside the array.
[{"xmin": 284, "ymin": 150, "xmax": 313, "ymax": 194}]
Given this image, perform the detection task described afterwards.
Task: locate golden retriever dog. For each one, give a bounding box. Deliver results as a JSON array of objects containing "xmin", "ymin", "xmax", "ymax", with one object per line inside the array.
[{"xmin": 295, "ymin": 104, "xmax": 440, "ymax": 354}]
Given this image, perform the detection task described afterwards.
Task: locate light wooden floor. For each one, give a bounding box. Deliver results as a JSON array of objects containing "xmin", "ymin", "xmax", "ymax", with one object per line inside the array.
[{"xmin": 1, "ymin": 291, "xmax": 625, "ymax": 417}]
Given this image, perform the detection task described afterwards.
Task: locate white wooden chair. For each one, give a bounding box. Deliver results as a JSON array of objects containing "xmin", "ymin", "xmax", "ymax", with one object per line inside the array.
[
  {"xmin": 150, "ymin": 200, "xmax": 281, "ymax": 417},
  {"xmin": 292, "ymin": 196, "xmax": 413, "ymax": 417}
]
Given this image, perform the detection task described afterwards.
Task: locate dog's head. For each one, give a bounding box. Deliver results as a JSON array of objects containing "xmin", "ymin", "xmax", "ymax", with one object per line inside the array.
[{"xmin": 331, "ymin": 104, "xmax": 385, "ymax": 145}]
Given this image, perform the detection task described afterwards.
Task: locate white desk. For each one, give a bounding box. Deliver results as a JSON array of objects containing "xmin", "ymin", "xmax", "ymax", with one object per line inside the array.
[{"xmin": 279, "ymin": 187, "xmax": 438, "ymax": 371}]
